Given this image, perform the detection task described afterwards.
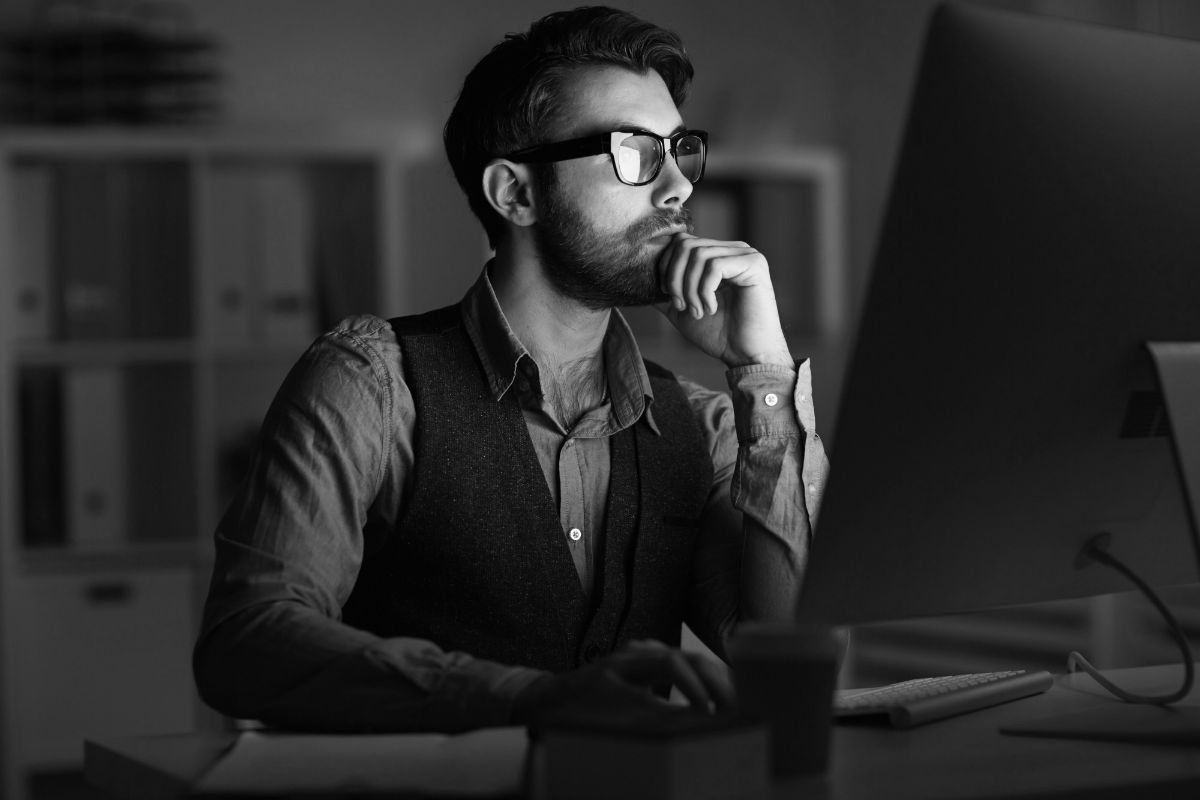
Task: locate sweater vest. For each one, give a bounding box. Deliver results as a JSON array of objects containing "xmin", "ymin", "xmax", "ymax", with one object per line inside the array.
[{"xmin": 340, "ymin": 305, "xmax": 713, "ymax": 672}]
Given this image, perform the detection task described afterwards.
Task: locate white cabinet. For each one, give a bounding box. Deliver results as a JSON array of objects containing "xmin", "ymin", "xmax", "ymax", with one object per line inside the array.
[{"xmin": 8, "ymin": 568, "xmax": 197, "ymax": 768}]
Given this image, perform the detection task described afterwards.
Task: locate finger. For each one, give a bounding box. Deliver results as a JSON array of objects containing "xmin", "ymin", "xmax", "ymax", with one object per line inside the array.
[
  {"xmin": 686, "ymin": 652, "xmax": 737, "ymax": 712},
  {"xmin": 694, "ymin": 253, "xmax": 727, "ymax": 317},
  {"xmin": 623, "ymin": 638, "xmax": 671, "ymax": 652},
  {"xmin": 658, "ymin": 234, "xmax": 698, "ymax": 312},
  {"xmin": 682, "ymin": 245, "xmax": 756, "ymax": 319},
  {"xmin": 662, "ymin": 237, "xmax": 717, "ymax": 319},
  {"xmin": 663, "ymin": 650, "xmax": 716, "ymax": 710},
  {"xmin": 681, "ymin": 243, "xmax": 709, "ymax": 319},
  {"xmin": 558, "ymin": 669, "xmax": 668, "ymax": 718},
  {"xmin": 614, "ymin": 646, "xmax": 716, "ymax": 712}
]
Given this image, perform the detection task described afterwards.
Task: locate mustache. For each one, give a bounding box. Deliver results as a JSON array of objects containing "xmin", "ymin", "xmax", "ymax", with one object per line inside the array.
[{"xmin": 627, "ymin": 208, "xmax": 694, "ymax": 242}]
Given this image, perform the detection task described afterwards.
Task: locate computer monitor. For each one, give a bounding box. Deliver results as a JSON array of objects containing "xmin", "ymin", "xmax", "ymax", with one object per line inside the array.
[{"xmin": 796, "ymin": 3, "xmax": 1200, "ymax": 628}]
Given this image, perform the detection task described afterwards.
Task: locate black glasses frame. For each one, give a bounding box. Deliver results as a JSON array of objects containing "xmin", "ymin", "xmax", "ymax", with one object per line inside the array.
[{"xmin": 506, "ymin": 128, "xmax": 708, "ymax": 186}]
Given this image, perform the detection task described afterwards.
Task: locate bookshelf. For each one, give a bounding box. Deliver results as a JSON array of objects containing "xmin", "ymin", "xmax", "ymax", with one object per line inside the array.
[
  {"xmin": 0, "ymin": 133, "xmax": 843, "ymax": 799},
  {"xmin": 0, "ymin": 125, "xmax": 444, "ymax": 800}
]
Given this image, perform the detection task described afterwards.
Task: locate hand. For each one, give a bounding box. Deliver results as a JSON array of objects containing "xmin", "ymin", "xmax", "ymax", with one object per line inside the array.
[
  {"xmin": 511, "ymin": 639, "xmax": 735, "ymax": 723},
  {"xmin": 656, "ymin": 233, "xmax": 793, "ymax": 368}
]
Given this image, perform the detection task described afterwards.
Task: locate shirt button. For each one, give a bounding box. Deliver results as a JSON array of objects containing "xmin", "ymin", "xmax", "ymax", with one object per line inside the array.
[
  {"xmin": 764, "ymin": 392, "xmax": 779, "ymax": 407},
  {"xmin": 808, "ymin": 483, "xmax": 818, "ymax": 494},
  {"xmin": 569, "ymin": 528, "xmax": 582, "ymax": 541}
]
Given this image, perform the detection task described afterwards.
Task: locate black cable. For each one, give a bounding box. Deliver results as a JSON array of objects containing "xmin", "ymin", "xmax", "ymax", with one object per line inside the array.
[{"xmin": 1066, "ymin": 536, "xmax": 1194, "ymax": 705}]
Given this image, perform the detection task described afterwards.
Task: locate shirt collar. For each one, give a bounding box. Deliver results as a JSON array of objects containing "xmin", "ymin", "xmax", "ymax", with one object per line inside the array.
[{"xmin": 461, "ymin": 263, "xmax": 660, "ymax": 434}]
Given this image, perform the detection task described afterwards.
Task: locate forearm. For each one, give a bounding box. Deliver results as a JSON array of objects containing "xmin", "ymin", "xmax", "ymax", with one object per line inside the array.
[
  {"xmin": 686, "ymin": 359, "xmax": 828, "ymax": 656},
  {"xmin": 193, "ymin": 599, "xmax": 546, "ymax": 733},
  {"xmin": 730, "ymin": 359, "xmax": 821, "ymax": 612}
]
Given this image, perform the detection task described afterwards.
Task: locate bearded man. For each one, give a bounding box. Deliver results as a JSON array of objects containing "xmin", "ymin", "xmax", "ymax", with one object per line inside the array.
[{"xmin": 194, "ymin": 5, "xmax": 828, "ymax": 733}]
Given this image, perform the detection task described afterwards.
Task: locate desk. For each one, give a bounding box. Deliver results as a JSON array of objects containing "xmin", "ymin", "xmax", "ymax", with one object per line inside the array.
[{"xmin": 86, "ymin": 664, "xmax": 1200, "ymax": 800}]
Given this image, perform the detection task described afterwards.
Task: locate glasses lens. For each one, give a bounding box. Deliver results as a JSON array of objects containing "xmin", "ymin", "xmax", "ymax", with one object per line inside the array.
[
  {"xmin": 674, "ymin": 134, "xmax": 705, "ymax": 182},
  {"xmin": 616, "ymin": 134, "xmax": 664, "ymax": 185}
]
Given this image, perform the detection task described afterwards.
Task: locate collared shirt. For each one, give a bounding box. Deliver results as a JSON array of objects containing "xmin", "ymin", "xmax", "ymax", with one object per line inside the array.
[{"xmin": 194, "ymin": 268, "xmax": 829, "ymax": 733}]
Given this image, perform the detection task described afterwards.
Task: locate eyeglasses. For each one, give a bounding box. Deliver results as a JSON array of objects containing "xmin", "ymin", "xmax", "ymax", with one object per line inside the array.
[{"xmin": 507, "ymin": 128, "xmax": 708, "ymax": 187}]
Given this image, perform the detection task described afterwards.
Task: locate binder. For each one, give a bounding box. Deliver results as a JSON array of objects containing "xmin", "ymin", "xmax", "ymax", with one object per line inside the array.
[
  {"xmin": 56, "ymin": 162, "xmax": 129, "ymax": 340},
  {"xmin": 254, "ymin": 165, "xmax": 315, "ymax": 342},
  {"xmin": 64, "ymin": 366, "xmax": 128, "ymax": 550},
  {"xmin": 311, "ymin": 162, "xmax": 379, "ymax": 327},
  {"xmin": 18, "ymin": 367, "xmax": 65, "ymax": 546},
  {"xmin": 13, "ymin": 164, "xmax": 55, "ymax": 340},
  {"xmin": 126, "ymin": 162, "xmax": 192, "ymax": 339},
  {"xmin": 203, "ymin": 167, "xmax": 256, "ymax": 343}
]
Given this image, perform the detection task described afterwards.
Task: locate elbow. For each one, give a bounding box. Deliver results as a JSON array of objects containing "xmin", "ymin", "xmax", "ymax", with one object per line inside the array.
[{"xmin": 193, "ymin": 621, "xmax": 261, "ymax": 721}]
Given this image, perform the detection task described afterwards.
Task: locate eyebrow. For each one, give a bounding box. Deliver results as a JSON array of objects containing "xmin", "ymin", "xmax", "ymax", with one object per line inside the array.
[{"xmin": 611, "ymin": 122, "xmax": 689, "ymax": 137}]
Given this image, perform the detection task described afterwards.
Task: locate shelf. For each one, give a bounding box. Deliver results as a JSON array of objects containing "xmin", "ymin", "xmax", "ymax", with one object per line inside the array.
[
  {"xmin": 13, "ymin": 339, "xmax": 199, "ymax": 365},
  {"xmin": 19, "ymin": 542, "xmax": 206, "ymax": 575},
  {"xmin": 0, "ymin": 122, "xmax": 436, "ymax": 160}
]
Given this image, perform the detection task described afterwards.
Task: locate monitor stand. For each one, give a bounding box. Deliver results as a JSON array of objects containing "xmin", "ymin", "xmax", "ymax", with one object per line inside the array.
[
  {"xmin": 1001, "ymin": 342, "xmax": 1200, "ymax": 745},
  {"xmin": 1149, "ymin": 342, "xmax": 1200, "ymax": 548}
]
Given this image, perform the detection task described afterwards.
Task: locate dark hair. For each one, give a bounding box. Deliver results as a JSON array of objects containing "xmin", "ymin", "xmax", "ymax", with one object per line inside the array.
[{"xmin": 443, "ymin": 6, "xmax": 694, "ymax": 248}]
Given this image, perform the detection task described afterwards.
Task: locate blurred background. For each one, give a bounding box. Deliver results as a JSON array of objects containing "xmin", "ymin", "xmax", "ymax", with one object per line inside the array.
[{"xmin": 1, "ymin": 1, "xmax": 1199, "ymax": 798}]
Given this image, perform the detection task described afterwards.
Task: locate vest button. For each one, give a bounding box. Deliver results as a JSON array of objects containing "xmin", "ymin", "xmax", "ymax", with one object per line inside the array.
[{"xmin": 582, "ymin": 644, "xmax": 603, "ymax": 663}]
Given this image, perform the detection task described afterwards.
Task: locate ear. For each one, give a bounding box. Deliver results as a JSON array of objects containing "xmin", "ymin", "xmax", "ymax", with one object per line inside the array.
[{"xmin": 481, "ymin": 159, "xmax": 538, "ymax": 229}]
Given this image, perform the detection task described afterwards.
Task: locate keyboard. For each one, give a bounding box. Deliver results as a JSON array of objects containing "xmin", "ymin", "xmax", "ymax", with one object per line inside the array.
[{"xmin": 834, "ymin": 669, "xmax": 1054, "ymax": 728}]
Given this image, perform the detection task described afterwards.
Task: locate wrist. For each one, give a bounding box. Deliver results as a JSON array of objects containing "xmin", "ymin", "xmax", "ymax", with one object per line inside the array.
[
  {"xmin": 724, "ymin": 350, "xmax": 795, "ymax": 369},
  {"xmin": 510, "ymin": 673, "xmax": 558, "ymax": 725}
]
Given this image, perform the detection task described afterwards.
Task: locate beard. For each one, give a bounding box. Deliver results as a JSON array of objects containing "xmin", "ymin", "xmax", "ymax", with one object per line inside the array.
[{"xmin": 532, "ymin": 172, "xmax": 692, "ymax": 310}]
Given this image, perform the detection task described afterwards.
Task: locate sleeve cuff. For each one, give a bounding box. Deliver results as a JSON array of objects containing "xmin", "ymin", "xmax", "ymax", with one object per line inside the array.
[{"xmin": 725, "ymin": 360, "xmax": 808, "ymax": 443}]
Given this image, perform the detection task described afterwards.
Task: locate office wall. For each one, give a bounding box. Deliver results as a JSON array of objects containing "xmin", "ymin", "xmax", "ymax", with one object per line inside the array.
[
  {"xmin": 829, "ymin": 0, "xmax": 1200, "ymax": 317},
  {"xmin": 8, "ymin": 0, "xmax": 1200, "ymax": 319},
  {"xmin": 174, "ymin": 1, "xmax": 838, "ymax": 146}
]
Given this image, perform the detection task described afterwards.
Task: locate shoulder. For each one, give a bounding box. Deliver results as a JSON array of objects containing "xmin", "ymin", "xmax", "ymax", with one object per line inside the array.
[
  {"xmin": 326, "ymin": 313, "xmax": 398, "ymax": 351},
  {"xmin": 284, "ymin": 314, "xmax": 402, "ymax": 399}
]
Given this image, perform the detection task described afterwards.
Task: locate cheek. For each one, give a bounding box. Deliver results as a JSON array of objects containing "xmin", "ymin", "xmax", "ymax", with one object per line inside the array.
[{"xmin": 552, "ymin": 163, "xmax": 647, "ymax": 239}]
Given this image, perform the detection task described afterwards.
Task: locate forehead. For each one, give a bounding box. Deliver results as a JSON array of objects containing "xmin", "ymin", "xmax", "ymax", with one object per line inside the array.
[{"xmin": 552, "ymin": 66, "xmax": 684, "ymax": 138}]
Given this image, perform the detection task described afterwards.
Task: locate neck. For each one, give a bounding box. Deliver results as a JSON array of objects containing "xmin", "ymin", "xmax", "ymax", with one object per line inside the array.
[
  {"xmin": 491, "ymin": 240, "xmax": 612, "ymax": 428},
  {"xmin": 490, "ymin": 238, "xmax": 611, "ymax": 365},
  {"xmin": 539, "ymin": 350, "xmax": 608, "ymax": 429}
]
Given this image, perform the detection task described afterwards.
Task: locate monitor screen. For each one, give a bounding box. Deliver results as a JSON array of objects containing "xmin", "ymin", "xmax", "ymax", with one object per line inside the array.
[{"xmin": 797, "ymin": 3, "xmax": 1200, "ymax": 626}]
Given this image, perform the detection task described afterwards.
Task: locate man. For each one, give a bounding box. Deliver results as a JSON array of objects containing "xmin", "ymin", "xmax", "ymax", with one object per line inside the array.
[{"xmin": 194, "ymin": 6, "xmax": 827, "ymax": 733}]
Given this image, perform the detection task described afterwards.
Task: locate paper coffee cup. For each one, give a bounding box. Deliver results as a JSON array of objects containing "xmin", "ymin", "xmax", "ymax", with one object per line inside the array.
[{"xmin": 727, "ymin": 623, "xmax": 841, "ymax": 777}]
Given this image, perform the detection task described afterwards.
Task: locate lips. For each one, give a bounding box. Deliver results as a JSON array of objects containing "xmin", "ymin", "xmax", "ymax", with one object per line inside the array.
[{"xmin": 648, "ymin": 226, "xmax": 686, "ymax": 242}]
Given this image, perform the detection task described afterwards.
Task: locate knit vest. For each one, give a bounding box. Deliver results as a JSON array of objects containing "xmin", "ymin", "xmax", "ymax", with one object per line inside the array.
[{"xmin": 340, "ymin": 305, "xmax": 713, "ymax": 672}]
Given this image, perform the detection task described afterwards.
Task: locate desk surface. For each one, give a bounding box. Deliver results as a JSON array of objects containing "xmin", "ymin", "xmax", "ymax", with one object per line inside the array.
[{"xmin": 87, "ymin": 664, "xmax": 1200, "ymax": 800}]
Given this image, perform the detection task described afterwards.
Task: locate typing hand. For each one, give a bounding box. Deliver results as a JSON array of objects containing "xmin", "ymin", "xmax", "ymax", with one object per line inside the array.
[
  {"xmin": 511, "ymin": 639, "xmax": 735, "ymax": 723},
  {"xmin": 656, "ymin": 233, "xmax": 793, "ymax": 369}
]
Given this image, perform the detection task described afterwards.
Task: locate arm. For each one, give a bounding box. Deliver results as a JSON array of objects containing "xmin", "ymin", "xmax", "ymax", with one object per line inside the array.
[
  {"xmin": 193, "ymin": 316, "xmax": 544, "ymax": 732},
  {"xmin": 654, "ymin": 234, "xmax": 830, "ymax": 656},
  {"xmin": 680, "ymin": 363, "xmax": 828, "ymax": 659}
]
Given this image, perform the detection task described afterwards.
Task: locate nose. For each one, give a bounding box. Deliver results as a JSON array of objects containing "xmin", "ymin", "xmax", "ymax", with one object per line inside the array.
[{"xmin": 651, "ymin": 150, "xmax": 694, "ymax": 209}]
